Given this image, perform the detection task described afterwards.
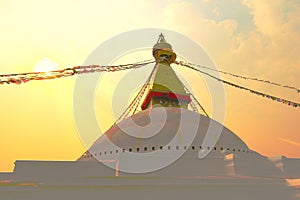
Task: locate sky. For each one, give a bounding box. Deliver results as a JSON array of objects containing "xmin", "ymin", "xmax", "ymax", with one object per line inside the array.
[{"xmin": 0, "ymin": 0, "xmax": 299, "ymax": 172}]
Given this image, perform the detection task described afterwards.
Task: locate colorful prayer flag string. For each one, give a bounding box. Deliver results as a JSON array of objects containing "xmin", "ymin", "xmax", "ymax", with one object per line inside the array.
[
  {"xmin": 176, "ymin": 61, "xmax": 300, "ymax": 94},
  {"xmin": 175, "ymin": 61, "xmax": 300, "ymax": 108},
  {"xmin": 1, "ymin": 59, "xmax": 299, "ymax": 109},
  {"xmin": 0, "ymin": 59, "xmax": 155, "ymax": 85}
]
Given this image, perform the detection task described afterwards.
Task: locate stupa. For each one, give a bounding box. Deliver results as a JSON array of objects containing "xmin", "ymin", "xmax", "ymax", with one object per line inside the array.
[
  {"xmin": 1, "ymin": 35, "xmax": 299, "ymax": 200},
  {"xmin": 74, "ymin": 34, "xmax": 295, "ymax": 178}
]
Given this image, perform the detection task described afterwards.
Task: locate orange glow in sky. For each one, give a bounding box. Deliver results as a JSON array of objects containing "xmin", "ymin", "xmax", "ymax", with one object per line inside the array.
[{"xmin": 0, "ymin": 0, "xmax": 299, "ymax": 172}]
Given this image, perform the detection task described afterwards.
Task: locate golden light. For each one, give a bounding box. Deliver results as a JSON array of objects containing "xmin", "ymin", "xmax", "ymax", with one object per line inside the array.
[{"xmin": 33, "ymin": 57, "xmax": 60, "ymax": 72}]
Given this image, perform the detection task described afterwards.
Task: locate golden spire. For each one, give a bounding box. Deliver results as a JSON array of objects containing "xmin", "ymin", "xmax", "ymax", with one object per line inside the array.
[{"xmin": 141, "ymin": 34, "xmax": 191, "ymax": 110}]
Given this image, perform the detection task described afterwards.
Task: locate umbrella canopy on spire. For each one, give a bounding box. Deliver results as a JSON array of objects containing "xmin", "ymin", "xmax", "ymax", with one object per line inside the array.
[{"xmin": 152, "ymin": 33, "xmax": 177, "ymax": 64}]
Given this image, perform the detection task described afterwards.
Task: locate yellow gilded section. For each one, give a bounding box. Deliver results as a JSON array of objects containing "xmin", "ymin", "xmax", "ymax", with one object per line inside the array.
[{"xmin": 152, "ymin": 63, "xmax": 187, "ymax": 95}]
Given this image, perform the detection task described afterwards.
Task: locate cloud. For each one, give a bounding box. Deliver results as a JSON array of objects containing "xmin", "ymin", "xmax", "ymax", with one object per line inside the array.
[
  {"xmin": 212, "ymin": 7, "xmax": 221, "ymax": 17},
  {"xmin": 278, "ymin": 137, "xmax": 300, "ymax": 147},
  {"xmin": 242, "ymin": 0, "xmax": 286, "ymax": 37},
  {"xmin": 236, "ymin": 0, "xmax": 300, "ymax": 85},
  {"xmin": 162, "ymin": 1, "xmax": 238, "ymax": 59},
  {"xmin": 161, "ymin": 0, "xmax": 300, "ymax": 78}
]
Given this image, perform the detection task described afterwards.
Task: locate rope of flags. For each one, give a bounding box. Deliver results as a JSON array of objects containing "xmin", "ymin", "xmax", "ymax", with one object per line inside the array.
[
  {"xmin": 175, "ymin": 62, "xmax": 300, "ymax": 108},
  {"xmin": 115, "ymin": 63, "xmax": 157, "ymax": 123},
  {"xmin": 183, "ymin": 85, "xmax": 209, "ymax": 117},
  {"xmin": 1, "ymin": 58, "xmax": 299, "ymax": 108},
  {"xmin": 175, "ymin": 61, "xmax": 300, "ymax": 94},
  {"xmin": 0, "ymin": 59, "xmax": 155, "ymax": 85}
]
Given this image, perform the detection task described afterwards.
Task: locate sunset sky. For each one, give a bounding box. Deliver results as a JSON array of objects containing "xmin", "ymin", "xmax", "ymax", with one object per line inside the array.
[{"xmin": 0, "ymin": 0, "xmax": 299, "ymax": 172}]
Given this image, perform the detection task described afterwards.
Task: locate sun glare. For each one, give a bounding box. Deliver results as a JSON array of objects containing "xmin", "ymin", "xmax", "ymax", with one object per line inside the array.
[{"xmin": 33, "ymin": 57, "xmax": 60, "ymax": 72}]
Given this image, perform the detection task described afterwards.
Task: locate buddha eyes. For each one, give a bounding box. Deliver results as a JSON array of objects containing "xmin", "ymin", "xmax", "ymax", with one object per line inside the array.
[{"xmin": 160, "ymin": 54, "xmax": 172, "ymax": 58}]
